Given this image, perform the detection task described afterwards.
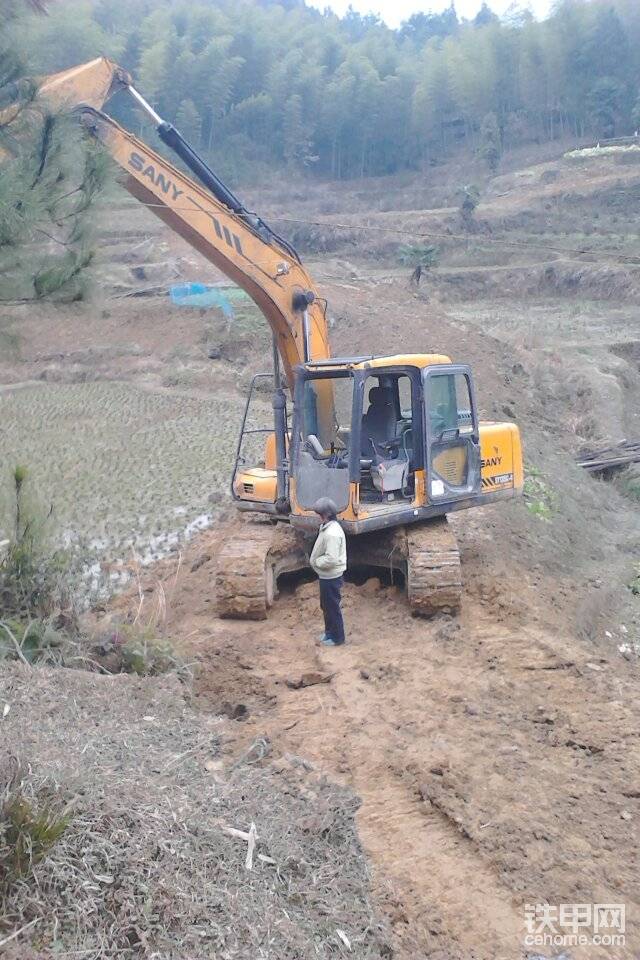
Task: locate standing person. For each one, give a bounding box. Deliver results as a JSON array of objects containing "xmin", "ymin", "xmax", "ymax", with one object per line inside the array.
[{"xmin": 310, "ymin": 498, "xmax": 347, "ymax": 647}]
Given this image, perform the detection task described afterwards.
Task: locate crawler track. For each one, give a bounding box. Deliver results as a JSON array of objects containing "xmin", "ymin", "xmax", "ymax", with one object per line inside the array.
[
  {"xmin": 347, "ymin": 516, "xmax": 461, "ymax": 616},
  {"xmin": 406, "ymin": 517, "xmax": 462, "ymax": 616},
  {"xmin": 216, "ymin": 520, "xmax": 308, "ymax": 619},
  {"xmin": 217, "ymin": 515, "xmax": 461, "ymax": 619}
]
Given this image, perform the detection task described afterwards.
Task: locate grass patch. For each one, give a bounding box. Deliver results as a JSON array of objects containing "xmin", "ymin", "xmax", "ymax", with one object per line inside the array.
[
  {"xmin": 0, "ymin": 464, "xmax": 75, "ymax": 623},
  {"xmin": 0, "ymin": 618, "xmax": 66, "ymax": 665},
  {"xmin": 0, "ymin": 317, "xmax": 21, "ymax": 358},
  {"xmin": 162, "ymin": 368, "xmax": 198, "ymax": 389},
  {"xmin": 0, "ymin": 665, "xmax": 393, "ymax": 958},
  {"xmin": 613, "ymin": 467, "xmax": 640, "ymax": 504},
  {"xmin": 0, "ymin": 765, "xmax": 70, "ymax": 910},
  {"xmin": 97, "ymin": 621, "xmax": 183, "ymax": 676},
  {"xmin": 230, "ymin": 303, "xmax": 272, "ymax": 346},
  {"xmin": 628, "ymin": 563, "xmax": 640, "ymax": 597},
  {"xmin": 93, "ymin": 562, "xmax": 190, "ymax": 677},
  {"xmin": 523, "ymin": 464, "xmax": 556, "ymax": 521}
]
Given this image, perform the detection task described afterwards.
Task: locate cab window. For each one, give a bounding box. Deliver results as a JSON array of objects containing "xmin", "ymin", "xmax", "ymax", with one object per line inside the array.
[
  {"xmin": 302, "ymin": 376, "xmax": 352, "ymax": 451},
  {"xmin": 398, "ymin": 375, "xmax": 412, "ymax": 421},
  {"xmin": 427, "ymin": 373, "xmax": 473, "ymax": 436}
]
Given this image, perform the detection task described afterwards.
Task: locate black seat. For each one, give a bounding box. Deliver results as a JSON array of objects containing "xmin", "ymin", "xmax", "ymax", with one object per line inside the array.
[{"xmin": 361, "ymin": 385, "xmax": 397, "ymax": 457}]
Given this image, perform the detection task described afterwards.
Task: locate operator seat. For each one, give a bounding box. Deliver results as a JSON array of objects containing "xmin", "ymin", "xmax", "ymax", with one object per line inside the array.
[{"xmin": 361, "ymin": 385, "xmax": 397, "ymax": 457}]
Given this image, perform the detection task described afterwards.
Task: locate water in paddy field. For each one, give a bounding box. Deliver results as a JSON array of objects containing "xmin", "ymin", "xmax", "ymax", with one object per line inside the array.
[{"xmin": 1, "ymin": 381, "xmax": 239, "ymax": 599}]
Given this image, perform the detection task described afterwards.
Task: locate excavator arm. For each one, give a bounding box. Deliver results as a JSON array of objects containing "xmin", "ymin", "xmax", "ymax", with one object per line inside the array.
[
  {"xmin": 78, "ymin": 105, "xmax": 330, "ymax": 385},
  {"xmin": 9, "ymin": 57, "xmax": 331, "ymax": 388}
]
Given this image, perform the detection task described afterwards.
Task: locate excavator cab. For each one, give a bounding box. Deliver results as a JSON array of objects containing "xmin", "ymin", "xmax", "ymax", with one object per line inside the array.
[
  {"xmin": 228, "ymin": 352, "xmax": 523, "ymax": 617},
  {"xmin": 284, "ymin": 356, "xmax": 486, "ymax": 534},
  {"xmin": 232, "ymin": 352, "xmax": 521, "ymax": 536}
]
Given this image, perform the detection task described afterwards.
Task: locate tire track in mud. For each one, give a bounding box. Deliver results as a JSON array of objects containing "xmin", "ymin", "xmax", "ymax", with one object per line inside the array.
[
  {"xmin": 315, "ymin": 631, "xmax": 524, "ymax": 959},
  {"xmin": 352, "ymin": 774, "xmax": 522, "ymax": 958}
]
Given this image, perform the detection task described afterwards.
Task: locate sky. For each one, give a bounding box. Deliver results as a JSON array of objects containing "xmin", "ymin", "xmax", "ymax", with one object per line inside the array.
[{"xmin": 307, "ymin": 0, "xmax": 554, "ymax": 28}]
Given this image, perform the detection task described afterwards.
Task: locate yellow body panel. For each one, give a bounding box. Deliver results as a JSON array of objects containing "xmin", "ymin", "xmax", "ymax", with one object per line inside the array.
[
  {"xmin": 432, "ymin": 445, "xmax": 467, "ymax": 486},
  {"xmin": 234, "ymin": 467, "xmax": 277, "ymax": 503},
  {"xmin": 358, "ymin": 353, "xmax": 452, "ymax": 369},
  {"xmin": 479, "ymin": 422, "xmax": 523, "ymax": 494},
  {"xmin": 288, "ymin": 478, "xmax": 362, "ymax": 521},
  {"xmin": 306, "ymin": 353, "xmax": 452, "ymax": 373},
  {"xmin": 0, "ymin": 57, "xmax": 130, "ymax": 128},
  {"xmin": 414, "ymin": 469, "xmax": 427, "ymax": 505},
  {"xmin": 35, "ymin": 58, "xmax": 131, "ymax": 111},
  {"xmin": 264, "ymin": 433, "xmax": 276, "ymax": 471}
]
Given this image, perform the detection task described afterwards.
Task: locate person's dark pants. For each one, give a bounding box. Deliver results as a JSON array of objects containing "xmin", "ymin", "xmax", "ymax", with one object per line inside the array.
[{"xmin": 319, "ymin": 575, "xmax": 345, "ymax": 644}]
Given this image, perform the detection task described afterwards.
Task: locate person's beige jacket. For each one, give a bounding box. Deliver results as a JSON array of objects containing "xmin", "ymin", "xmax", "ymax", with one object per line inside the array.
[{"xmin": 310, "ymin": 520, "xmax": 347, "ymax": 579}]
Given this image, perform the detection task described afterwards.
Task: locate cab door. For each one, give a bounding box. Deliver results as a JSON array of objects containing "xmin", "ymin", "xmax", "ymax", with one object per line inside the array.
[{"xmin": 422, "ymin": 365, "xmax": 481, "ymax": 503}]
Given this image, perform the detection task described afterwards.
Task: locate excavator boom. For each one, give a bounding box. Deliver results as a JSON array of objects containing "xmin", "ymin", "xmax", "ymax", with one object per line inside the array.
[
  {"xmin": 78, "ymin": 106, "xmax": 330, "ymax": 384},
  {"xmin": 9, "ymin": 56, "xmax": 330, "ymax": 387},
  {"xmin": 0, "ymin": 57, "xmax": 130, "ymax": 125},
  {"xmin": 33, "ymin": 57, "xmax": 131, "ymax": 112}
]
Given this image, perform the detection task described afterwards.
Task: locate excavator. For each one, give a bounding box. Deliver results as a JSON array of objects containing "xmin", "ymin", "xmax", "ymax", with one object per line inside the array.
[{"xmin": 5, "ymin": 57, "xmax": 524, "ymax": 618}]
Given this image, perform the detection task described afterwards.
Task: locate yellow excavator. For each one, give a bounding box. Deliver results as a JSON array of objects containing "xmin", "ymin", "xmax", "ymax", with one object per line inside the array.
[{"xmin": 8, "ymin": 57, "xmax": 523, "ymax": 618}]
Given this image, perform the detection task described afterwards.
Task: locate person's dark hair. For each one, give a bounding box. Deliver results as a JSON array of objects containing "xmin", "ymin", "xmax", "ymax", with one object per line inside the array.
[{"xmin": 314, "ymin": 497, "xmax": 337, "ymax": 521}]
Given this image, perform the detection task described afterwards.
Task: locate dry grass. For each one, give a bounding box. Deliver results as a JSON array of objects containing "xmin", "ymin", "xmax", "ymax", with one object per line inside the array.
[
  {"xmin": 0, "ymin": 663, "xmax": 391, "ymax": 959},
  {"xmin": 95, "ymin": 552, "xmax": 192, "ymax": 677}
]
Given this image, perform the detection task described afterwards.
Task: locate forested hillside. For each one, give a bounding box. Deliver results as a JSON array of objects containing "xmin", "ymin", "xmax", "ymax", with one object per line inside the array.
[{"xmin": 18, "ymin": 0, "xmax": 640, "ymax": 181}]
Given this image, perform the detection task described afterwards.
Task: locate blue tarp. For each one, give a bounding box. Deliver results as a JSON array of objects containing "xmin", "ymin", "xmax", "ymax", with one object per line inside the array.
[{"xmin": 170, "ymin": 282, "xmax": 248, "ymax": 317}]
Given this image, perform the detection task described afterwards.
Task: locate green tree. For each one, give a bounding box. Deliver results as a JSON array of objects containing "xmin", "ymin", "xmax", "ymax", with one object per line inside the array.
[
  {"xmin": 412, "ymin": 42, "xmax": 455, "ymax": 158},
  {"xmin": 0, "ymin": 0, "xmax": 109, "ymax": 302},
  {"xmin": 283, "ymin": 94, "xmax": 314, "ymax": 169},
  {"xmin": 588, "ymin": 77, "xmax": 626, "ymax": 138},
  {"xmin": 479, "ymin": 111, "xmax": 501, "ymax": 171},
  {"xmin": 175, "ymin": 98, "xmax": 202, "ymax": 146},
  {"xmin": 12, "ymin": 0, "xmax": 640, "ymax": 181},
  {"xmin": 0, "ymin": 465, "xmax": 66, "ymax": 620},
  {"xmin": 191, "ymin": 36, "xmax": 244, "ymax": 150},
  {"xmin": 474, "ymin": 3, "xmax": 499, "ymax": 27},
  {"xmin": 398, "ymin": 243, "xmax": 439, "ymax": 285},
  {"xmin": 22, "ymin": 0, "xmax": 120, "ymax": 72},
  {"xmin": 399, "ymin": 6, "xmax": 458, "ymax": 47},
  {"xmin": 572, "ymin": 5, "xmax": 632, "ymax": 136},
  {"xmin": 459, "ymin": 184, "xmax": 480, "ymax": 229}
]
